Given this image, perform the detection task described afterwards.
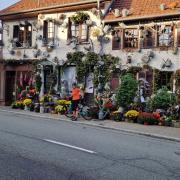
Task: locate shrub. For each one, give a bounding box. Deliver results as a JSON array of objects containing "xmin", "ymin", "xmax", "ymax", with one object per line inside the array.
[
  {"xmin": 151, "ymin": 87, "xmax": 176, "ymax": 110},
  {"xmin": 116, "ymin": 73, "xmax": 138, "ymax": 109}
]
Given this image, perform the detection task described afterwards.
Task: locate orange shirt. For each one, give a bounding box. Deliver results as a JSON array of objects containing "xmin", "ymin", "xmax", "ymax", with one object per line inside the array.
[{"xmin": 71, "ymin": 87, "xmax": 80, "ymax": 100}]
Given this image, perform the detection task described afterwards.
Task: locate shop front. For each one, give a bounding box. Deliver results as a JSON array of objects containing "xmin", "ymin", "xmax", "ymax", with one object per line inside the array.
[{"xmin": 0, "ymin": 61, "xmax": 32, "ymax": 105}]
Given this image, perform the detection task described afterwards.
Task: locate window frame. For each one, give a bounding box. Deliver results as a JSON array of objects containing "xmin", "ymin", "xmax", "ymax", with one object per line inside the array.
[
  {"xmin": 141, "ymin": 28, "xmax": 155, "ymax": 49},
  {"xmin": 43, "ymin": 20, "xmax": 55, "ymax": 44},
  {"xmin": 68, "ymin": 19, "xmax": 89, "ymax": 43},
  {"xmin": 124, "ymin": 28, "xmax": 139, "ymax": 49},
  {"xmin": 13, "ymin": 24, "xmax": 32, "ymax": 48},
  {"xmin": 157, "ymin": 25, "xmax": 174, "ymax": 47}
]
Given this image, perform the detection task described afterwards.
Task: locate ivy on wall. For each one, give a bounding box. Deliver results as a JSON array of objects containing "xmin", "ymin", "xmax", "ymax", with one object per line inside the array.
[{"xmin": 66, "ymin": 52, "xmax": 120, "ymax": 86}]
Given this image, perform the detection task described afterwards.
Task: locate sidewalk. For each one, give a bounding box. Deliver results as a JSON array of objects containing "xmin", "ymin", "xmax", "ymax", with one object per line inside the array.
[{"xmin": 0, "ymin": 106, "xmax": 180, "ymax": 142}]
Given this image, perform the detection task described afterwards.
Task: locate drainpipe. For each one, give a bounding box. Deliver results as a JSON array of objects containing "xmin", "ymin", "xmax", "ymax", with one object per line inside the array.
[{"xmin": 97, "ymin": 0, "xmax": 100, "ymax": 10}]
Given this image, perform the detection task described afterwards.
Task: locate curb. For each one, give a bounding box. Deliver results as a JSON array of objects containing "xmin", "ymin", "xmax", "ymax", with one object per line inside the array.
[{"xmin": 1, "ymin": 108, "xmax": 180, "ymax": 143}]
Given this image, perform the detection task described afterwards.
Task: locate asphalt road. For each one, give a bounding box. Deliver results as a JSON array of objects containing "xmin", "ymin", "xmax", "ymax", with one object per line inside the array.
[{"xmin": 0, "ymin": 111, "xmax": 180, "ymax": 180}]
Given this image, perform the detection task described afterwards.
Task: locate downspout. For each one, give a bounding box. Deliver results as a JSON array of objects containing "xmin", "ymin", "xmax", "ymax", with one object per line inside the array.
[
  {"xmin": 97, "ymin": 0, "xmax": 100, "ymax": 10},
  {"xmin": 103, "ymin": 0, "xmax": 115, "ymax": 17}
]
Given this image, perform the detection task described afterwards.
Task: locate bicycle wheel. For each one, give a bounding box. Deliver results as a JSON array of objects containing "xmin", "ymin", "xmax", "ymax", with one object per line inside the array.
[
  {"xmin": 64, "ymin": 104, "xmax": 73, "ymax": 118},
  {"xmin": 81, "ymin": 106, "xmax": 93, "ymax": 120}
]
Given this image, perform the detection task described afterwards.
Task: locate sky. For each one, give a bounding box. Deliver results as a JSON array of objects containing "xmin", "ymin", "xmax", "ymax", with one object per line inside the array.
[{"xmin": 0, "ymin": 0, "xmax": 19, "ymax": 10}]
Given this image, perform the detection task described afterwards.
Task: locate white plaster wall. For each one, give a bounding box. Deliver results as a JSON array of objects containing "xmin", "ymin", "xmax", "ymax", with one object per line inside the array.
[
  {"xmin": 2, "ymin": 12, "xmax": 180, "ymax": 72},
  {"xmin": 2, "ymin": 11, "xmax": 102, "ymax": 63}
]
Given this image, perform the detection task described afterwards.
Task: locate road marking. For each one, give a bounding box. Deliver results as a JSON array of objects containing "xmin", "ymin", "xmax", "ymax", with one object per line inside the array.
[{"xmin": 44, "ymin": 139, "xmax": 97, "ymax": 154}]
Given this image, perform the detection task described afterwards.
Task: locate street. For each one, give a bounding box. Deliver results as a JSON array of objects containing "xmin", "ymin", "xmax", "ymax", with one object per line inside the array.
[{"xmin": 0, "ymin": 111, "xmax": 180, "ymax": 180}]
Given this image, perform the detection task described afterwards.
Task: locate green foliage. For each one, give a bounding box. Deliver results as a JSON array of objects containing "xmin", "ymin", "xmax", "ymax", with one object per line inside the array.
[
  {"xmin": 71, "ymin": 12, "xmax": 89, "ymax": 24},
  {"xmin": 116, "ymin": 73, "xmax": 138, "ymax": 108},
  {"xmin": 35, "ymin": 74, "xmax": 42, "ymax": 92},
  {"xmin": 66, "ymin": 51, "xmax": 86, "ymax": 83},
  {"xmin": 66, "ymin": 52, "xmax": 120, "ymax": 86},
  {"xmin": 151, "ymin": 87, "xmax": 176, "ymax": 110}
]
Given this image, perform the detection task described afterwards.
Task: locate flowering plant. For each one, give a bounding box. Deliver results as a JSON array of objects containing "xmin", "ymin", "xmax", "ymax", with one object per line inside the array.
[
  {"xmin": 11, "ymin": 100, "xmax": 24, "ymax": 109},
  {"xmin": 137, "ymin": 112, "xmax": 159, "ymax": 125},
  {"xmin": 55, "ymin": 105, "xmax": 67, "ymax": 114},
  {"xmin": 56, "ymin": 99, "xmax": 71, "ymax": 105},
  {"xmin": 23, "ymin": 99, "xmax": 32, "ymax": 106},
  {"xmin": 40, "ymin": 94, "xmax": 52, "ymax": 103},
  {"xmin": 125, "ymin": 110, "xmax": 139, "ymax": 118}
]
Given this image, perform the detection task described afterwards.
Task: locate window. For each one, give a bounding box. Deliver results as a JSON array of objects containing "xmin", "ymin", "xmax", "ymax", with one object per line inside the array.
[
  {"xmin": 124, "ymin": 29, "xmax": 138, "ymax": 48},
  {"xmin": 112, "ymin": 29, "xmax": 121, "ymax": 50},
  {"xmin": 43, "ymin": 20, "xmax": 55, "ymax": 44},
  {"xmin": 142, "ymin": 29, "xmax": 155, "ymax": 49},
  {"xmin": 157, "ymin": 71, "xmax": 173, "ymax": 90},
  {"xmin": 67, "ymin": 18, "xmax": 89, "ymax": 43},
  {"xmin": 158, "ymin": 26, "xmax": 173, "ymax": 47},
  {"xmin": 13, "ymin": 24, "xmax": 32, "ymax": 48}
]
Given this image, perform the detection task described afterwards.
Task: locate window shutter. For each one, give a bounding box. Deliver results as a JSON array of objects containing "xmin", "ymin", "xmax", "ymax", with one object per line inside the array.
[
  {"xmin": 13, "ymin": 25, "xmax": 19, "ymax": 39},
  {"xmin": 112, "ymin": 29, "xmax": 121, "ymax": 50},
  {"xmin": 26, "ymin": 25, "xmax": 32, "ymax": 47},
  {"xmin": 71, "ymin": 23, "xmax": 76, "ymax": 37},
  {"xmin": 43, "ymin": 21, "xmax": 48, "ymax": 42},
  {"xmin": 177, "ymin": 28, "xmax": 180, "ymax": 46},
  {"xmin": 67, "ymin": 18, "xmax": 72, "ymax": 39},
  {"xmin": 13, "ymin": 25, "xmax": 21, "ymax": 47}
]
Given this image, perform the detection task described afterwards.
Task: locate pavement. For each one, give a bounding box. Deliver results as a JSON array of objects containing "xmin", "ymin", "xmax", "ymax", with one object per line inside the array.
[{"xmin": 0, "ymin": 106, "xmax": 180, "ymax": 142}]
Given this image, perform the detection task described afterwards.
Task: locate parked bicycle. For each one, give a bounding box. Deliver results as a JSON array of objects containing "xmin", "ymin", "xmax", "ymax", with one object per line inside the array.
[{"xmin": 62, "ymin": 100, "xmax": 93, "ymax": 120}]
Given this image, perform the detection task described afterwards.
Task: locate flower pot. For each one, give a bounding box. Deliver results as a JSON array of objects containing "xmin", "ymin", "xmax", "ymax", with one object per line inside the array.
[
  {"xmin": 144, "ymin": 122, "xmax": 149, "ymax": 125},
  {"xmin": 98, "ymin": 110, "xmax": 104, "ymax": 120},
  {"xmin": 24, "ymin": 105, "xmax": 28, "ymax": 111},
  {"xmin": 40, "ymin": 106, "xmax": 44, "ymax": 113},
  {"xmin": 172, "ymin": 120, "xmax": 180, "ymax": 128}
]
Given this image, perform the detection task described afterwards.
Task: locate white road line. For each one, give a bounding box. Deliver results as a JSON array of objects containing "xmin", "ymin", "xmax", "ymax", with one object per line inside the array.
[{"xmin": 44, "ymin": 139, "xmax": 97, "ymax": 154}]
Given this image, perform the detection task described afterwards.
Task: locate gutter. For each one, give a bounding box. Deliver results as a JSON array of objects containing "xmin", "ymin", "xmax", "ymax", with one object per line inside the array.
[
  {"xmin": 0, "ymin": 0, "xmax": 108, "ymax": 17},
  {"xmin": 104, "ymin": 12, "xmax": 180, "ymax": 23}
]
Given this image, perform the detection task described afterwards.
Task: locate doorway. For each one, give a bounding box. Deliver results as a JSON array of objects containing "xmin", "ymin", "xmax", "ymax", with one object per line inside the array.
[{"xmin": 5, "ymin": 71, "xmax": 16, "ymax": 105}]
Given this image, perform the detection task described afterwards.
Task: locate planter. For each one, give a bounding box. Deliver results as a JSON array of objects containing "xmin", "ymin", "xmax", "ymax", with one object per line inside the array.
[
  {"xmin": 144, "ymin": 122, "xmax": 149, "ymax": 125},
  {"xmin": 24, "ymin": 105, "xmax": 28, "ymax": 111},
  {"xmin": 172, "ymin": 120, "xmax": 180, "ymax": 128},
  {"xmin": 40, "ymin": 105, "xmax": 44, "ymax": 113},
  {"xmin": 98, "ymin": 110, "xmax": 104, "ymax": 120}
]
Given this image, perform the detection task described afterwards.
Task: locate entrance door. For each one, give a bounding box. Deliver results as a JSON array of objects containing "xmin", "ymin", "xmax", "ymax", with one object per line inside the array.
[{"xmin": 5, "ymin": 71, "xmax": 16, "ymax": 105}]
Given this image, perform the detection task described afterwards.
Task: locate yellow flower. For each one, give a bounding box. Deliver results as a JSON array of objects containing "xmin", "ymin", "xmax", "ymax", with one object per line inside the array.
[
  {"xmin": 23, "ymin": 99, "xmax": 32, "ymax": 106},
  {"xmin": 55, "ymin": 105, "xmax": 66, "ymax": 113},
  {"xmin": 125, "ymin": 110, "xmax": 139, "ymax": 118}
]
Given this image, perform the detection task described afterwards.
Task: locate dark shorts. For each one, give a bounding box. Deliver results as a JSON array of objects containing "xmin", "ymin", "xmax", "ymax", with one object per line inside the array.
[{"xmin": 72, "ymin": 100, "xmax": 79, "ymax": 111}]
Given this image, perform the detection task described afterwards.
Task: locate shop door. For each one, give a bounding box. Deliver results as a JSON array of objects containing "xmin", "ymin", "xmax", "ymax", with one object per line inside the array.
[{"xmin": 5, "ymin": 71, "xmax": 16, "ymax": 105}]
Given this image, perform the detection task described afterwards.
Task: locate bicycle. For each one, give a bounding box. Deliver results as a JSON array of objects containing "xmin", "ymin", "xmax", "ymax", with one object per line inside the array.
[{"xmin": 63, "ymin": 101, "xmax": 93, "ymax": 120}]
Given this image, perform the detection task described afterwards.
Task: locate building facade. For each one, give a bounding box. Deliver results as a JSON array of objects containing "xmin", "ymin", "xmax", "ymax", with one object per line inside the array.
[{"xmin": 0, "ymin": 0, "xmax": 180, "ymax": 105}]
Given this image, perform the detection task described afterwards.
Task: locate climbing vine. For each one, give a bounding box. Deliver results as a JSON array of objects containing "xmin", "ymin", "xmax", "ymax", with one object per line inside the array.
[{"xmin": 66, "ymin": 52, "xmax": 120, "ymax": 87}]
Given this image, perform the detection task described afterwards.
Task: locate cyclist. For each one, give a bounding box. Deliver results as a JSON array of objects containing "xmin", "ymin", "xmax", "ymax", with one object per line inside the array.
[{"xmin": 71, "ymin": 82, "xmax": 80, "ymax": 121}]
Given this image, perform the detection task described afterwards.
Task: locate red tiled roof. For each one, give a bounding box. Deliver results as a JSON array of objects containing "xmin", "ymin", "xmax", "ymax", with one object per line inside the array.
[
  {"xmin": 0, "ymin": 0, "xmax": 94, "ymax": 14},
  {"xmin": 105, "ymin": 0, "xmax": 180, "ymax": 22}
]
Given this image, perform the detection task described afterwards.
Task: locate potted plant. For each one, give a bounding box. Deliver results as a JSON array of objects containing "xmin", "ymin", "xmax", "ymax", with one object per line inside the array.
[
  {"xmin": 116, "ymin": 73, "xmax": 138, "ymax": 110},
  {"xmin": 125, "ymin": 110, "xmax": 139, "ymax": 123},
  {"xmin": 23, "ymin": 98, "xmax": 32, "ymax": 110},
  {"xmin": 55, "ymin": 105, "xmax": 67, "ymax": 115}
]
